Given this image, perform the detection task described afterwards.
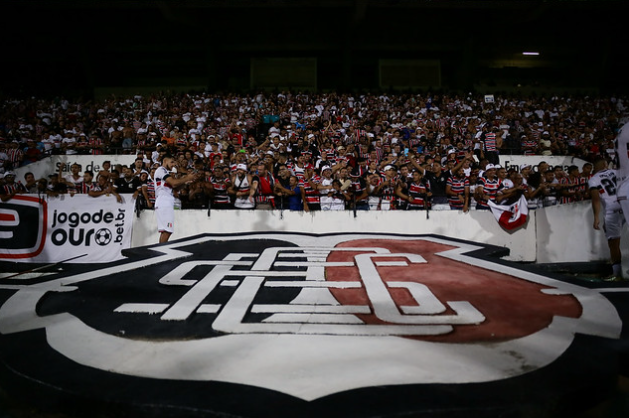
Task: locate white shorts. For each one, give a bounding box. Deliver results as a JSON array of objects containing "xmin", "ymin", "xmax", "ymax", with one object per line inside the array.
[
  {"xmin": 604, "ymin": 209, "xmax": 625, "ymax": 240},
  {"xmin": 155, "ymin": 197, "xmax": 174, "ymax": 234},
  {"xmin": 619, "ymin": 180, "xmax": 629, "ymax": 230}
]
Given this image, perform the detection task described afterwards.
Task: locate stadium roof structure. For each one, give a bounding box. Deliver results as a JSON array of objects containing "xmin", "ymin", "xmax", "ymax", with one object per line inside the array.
[{"xmin": 2, "ymin": 0, "xmax": 628, "ymax": 95}]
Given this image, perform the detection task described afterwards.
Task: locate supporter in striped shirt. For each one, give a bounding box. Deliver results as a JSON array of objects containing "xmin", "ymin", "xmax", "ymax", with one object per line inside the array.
[
  {"xmin": 141, "ymin": 169, "xmax": 156, "ymax": 208},
  {"xmin": 579, "ymin": 162, "xmax": 593, "ymax": 200},
  {"xmin": 350, "ymin": 172, "xmax": 370, "ymax": 210},
  {"xmin": 6, "ymin": 141, "xmax": 24, "ymax": 167},
  {"xmin": 75, "ymin": 171, "xmax": 94, "ymax": 194},
  {"xmin": 475, "ymin": 164, "xmax": 500, "ymax": 210},
  {"xmin": 302, "ymin": 167, "xmax": 321, "ymax": 211},
  {"xmin": 0, "ymin": 172, "xmax": 27, "ymax": 202},
  {"xmin": 482, "ymin": 127, "xmax": 502, "ymax": 165},
  {"xmin": 379, "ymin": 164, "xmax": 399, "ymax": 210},
  {"xmin": 446, "ymin": 167, "xmax": 470, "ymax": 212},
  {"xmin": 397, "ymin": 170, "xmax": 431, "ymax": 210},
  {"xmin": 521, "ymin": 135, "xmax": 538, "ymax": 155},
  {"xmin": 559, "ymin": 165, "xmax": 583, "ymax": 203},
  {"xmin": 88, "ymin": 174, "xmax": 122, "ymax": 203},
  {"xmin": 209, "ymin": 166, "xmax": 232, "ymax": 209},
  {"xmin": 88, "ymin": 135, "xmax": 105, "ymax": 155}
]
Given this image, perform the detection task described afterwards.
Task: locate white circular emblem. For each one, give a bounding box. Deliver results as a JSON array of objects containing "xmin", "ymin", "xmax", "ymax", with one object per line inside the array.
[{"xmin": 0, "ymin": 233, "xmax": 621, "ymax": 401}]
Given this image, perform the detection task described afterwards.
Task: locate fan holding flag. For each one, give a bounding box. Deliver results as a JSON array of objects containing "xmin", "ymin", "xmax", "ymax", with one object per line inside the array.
[{"xmin": 489, "ymin": 172, "xmax": 529, "ymax": 231}]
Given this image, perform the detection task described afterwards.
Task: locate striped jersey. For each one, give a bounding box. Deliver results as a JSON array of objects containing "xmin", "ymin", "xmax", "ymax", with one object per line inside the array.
[
  {"xmin": 407, "ymin": 180, "xmax": 430, "ymax": 209},
  {"xmin": 484, "ymin": 133, "xmax": 497, "ymax": 152},
  {"xmin": 447, "ymin": 176, "xmax": 469, "ymax": 209},
  {"xmin": 475, "ymin": 177, "xmax": 500, "ymax": 209},
  {"xmin": 210, "ymin": 177, "xmax": 231, "ymax": 205}
]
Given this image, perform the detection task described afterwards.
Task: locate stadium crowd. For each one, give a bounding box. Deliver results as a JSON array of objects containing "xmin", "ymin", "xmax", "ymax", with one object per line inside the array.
[{"xmin": 1, "ymin": 91, "xmax": 627, "ymax": 211}]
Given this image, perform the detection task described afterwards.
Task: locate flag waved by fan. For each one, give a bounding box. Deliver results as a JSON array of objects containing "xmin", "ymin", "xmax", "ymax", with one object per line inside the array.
[{"xmin": 488, "ymin": 195, "xmax": 529, "ymax": 231}]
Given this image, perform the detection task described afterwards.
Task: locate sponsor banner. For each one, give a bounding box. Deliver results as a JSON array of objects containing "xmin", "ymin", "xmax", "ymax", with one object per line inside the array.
[
  {"xmin": 0, "ymin": 194, "xmax": 134, "ymax": 263},
  {"xmin": 14, "ymin": 155, "xmax": 137, "ymax": 184},
  {"xmin": 488, "ymin": 195, "xmax": 529, "ymax": 231},
  {"xmin": 499, "ymin": 155, "xmax": 588, "ymax": 173},
  {"xmin": 13, "ymin": 155, "xmax": 586, "ymax": 186}
]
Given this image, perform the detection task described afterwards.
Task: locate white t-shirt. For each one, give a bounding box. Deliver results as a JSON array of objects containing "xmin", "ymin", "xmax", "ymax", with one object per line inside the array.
[
  {"xmin": 154, "ymin": 166, "xmax": 174, "ymax": 201},
  {"xmin": 588, "ymin": 169, "xmax": 621, "ymax": 212}
]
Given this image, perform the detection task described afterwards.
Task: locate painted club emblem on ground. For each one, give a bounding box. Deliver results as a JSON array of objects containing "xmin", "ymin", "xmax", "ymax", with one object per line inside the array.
[{"xmin": 0, "ymin": 233, "xmax": 623, "ymax": 408}]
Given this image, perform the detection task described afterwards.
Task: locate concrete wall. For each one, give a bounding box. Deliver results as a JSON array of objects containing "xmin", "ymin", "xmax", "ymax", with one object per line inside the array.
[
  {"xmin": 16, "ymin": 155, "xmax": 625, "ymax": 267},
  {"xmin": 130, "ymin": 202, "xmax": 626, "ymax": 266}
]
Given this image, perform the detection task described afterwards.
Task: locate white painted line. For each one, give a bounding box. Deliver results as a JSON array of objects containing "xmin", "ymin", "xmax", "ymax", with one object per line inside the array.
[
  {"xmin": 161, "ymin": 265, "xmax": 231, "ymax": 321},
  {"xmin": 375, "ymin": 261, "xmax": 409, "ymax": 267},
  {"xmin": 264, "ymin": 281, "xmax": 362, "ymax": 288},
  {"xmin": 273, "ymin": 262, "xmax": 355, "ymax": 267},
  {"xmin": 196, "ymin": 304, "xmax": 222, "ymax": 314},
  {"xmin": 0, "ymin": 272, "xmax": 56, "ymax": 280},
  {"xmin": 114, "ymin": 304, "xmax": 169, "ymax": 314},
  {"xmin": 262, "ymin": 314, "xmax": 364, "ymax": 324},
  {"xmin": 251, "ymin": 304, "xmax": 370, "ymax": 314}
]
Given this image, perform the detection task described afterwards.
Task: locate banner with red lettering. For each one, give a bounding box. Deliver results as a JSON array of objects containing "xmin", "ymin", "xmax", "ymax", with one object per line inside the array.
[
  {"xmin": 487, "ymin": 195, "xmax": 529, "ymax": 231},
  {"xmin": 0, "ymin": 194, "xmax": 135, "ymax": 263}
]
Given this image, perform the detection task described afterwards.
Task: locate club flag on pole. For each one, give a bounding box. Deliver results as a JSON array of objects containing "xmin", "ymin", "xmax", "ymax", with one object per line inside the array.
[{"xmin": 487, "ymin": 195, "xmax": 529, "ymax": 231}]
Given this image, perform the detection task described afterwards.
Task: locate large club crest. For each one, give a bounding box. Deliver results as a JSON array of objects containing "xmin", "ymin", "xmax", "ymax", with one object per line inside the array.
[{"xmin": 0, "ymin": 233, "xmax": 623, "ymax": 414}]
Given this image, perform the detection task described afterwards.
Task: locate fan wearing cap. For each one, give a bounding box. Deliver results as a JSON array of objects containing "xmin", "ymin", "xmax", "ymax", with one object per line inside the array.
[
  {"xmin": 519, "ymin": 164, "xmax": 532, "ymax": 183},
  {"xmin": 154, "ymin": 154, "xmax": 202, "ymax": 243},
  {"xmin": 474, "ymin": 164, "xmax": 500, "ymax": 210},
  {"xmin": 539, "ymin": 131, "xmax": 552, "ymax": 156},
  {"xmin": 379, "ymin": 164, "xmax": 399, "ymax": 210},
  {"xmin": 7, "ymin": 140, "xmax": 24, "ymax": 167},
  {"xmin": 229, "ymin": 163, "xmax": 256, "ymax": 209},
  {"xmin": 0, "ymin": 171, "xmax": 26, "ymax": 202},
  {"xmin": 318, "ymin": 165, "xmax": 335, "ymax": 210}
]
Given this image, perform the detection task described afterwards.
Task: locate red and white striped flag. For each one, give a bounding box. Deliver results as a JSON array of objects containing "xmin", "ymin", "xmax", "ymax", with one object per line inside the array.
[{"xmin": 488, "ymin": 195, "xmax": 529, "ymax": 231}]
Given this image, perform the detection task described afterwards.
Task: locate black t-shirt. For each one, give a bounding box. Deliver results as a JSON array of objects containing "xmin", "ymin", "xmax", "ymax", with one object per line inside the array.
[
  {"xmin": 425, "ymin": 170, "xmax": 451, "ymax": 198},
  {"xmin": 115, "ymin": 176, "xmax": 142, "ymax": 194}
]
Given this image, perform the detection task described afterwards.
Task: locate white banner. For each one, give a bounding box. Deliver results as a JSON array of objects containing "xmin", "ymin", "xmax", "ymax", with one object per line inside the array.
[{"xmin": 0, "ymin": 194, "xmax": 135, "ymax": 263}]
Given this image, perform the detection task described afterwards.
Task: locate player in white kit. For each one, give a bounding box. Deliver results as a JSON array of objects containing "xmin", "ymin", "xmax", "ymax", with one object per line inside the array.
[
  {"xmin": 590, "ymin": 158, "xmax": 625, "ymax": 280},
  {"xmin": 154, "ymin": 155, "xmax": 201, "ymax": 243},
  {"xmin": 615, "ymin": 122, "xmax": 629, "ymax": 279}
]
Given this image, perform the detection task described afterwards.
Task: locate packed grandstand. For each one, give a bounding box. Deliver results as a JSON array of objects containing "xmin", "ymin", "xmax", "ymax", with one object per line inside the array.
[{"xmin": 1, "ymin": 91, "xmax": 627, "ymax": 211}]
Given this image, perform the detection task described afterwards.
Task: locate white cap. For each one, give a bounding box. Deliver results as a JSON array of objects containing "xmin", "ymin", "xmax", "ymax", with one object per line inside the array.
[
  {"xmin": 236, "ymin": 163, "xmax": 247, "ymax": 171},
  {"xmin": 485, "ymin": 164, "xmax": 496, "ymax": 170}
]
